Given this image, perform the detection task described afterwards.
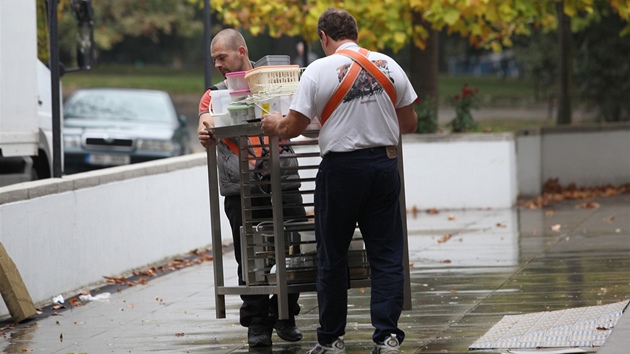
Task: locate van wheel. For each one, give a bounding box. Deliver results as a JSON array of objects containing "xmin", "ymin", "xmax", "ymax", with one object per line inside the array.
[{"xmin": 32, "ymin": 155, "xmax": 51, "ymax": 180}]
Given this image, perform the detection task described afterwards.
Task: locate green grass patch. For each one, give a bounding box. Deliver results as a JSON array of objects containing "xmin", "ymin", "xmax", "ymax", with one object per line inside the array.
[{"xmin": 62, "ymin": 64, "xmax": 207, "ymax": 95}]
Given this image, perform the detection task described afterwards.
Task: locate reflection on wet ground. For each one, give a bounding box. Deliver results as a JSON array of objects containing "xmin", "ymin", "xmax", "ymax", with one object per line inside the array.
[
  {"xmin": 1, "ymin": 196, "xmax": 628, "ymax": 353},
  {"xmin": 401, "ymin": 197, "xmax": 629, "ymax": 353}
]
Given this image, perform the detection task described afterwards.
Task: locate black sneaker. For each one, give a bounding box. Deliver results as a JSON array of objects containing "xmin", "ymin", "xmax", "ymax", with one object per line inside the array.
[
  {"xmin": 273, "ymin": 319, "xmax": 303, "ymax": 341},
  {"xmin": 248, "ymin": 325, "xmax": 272, "ymax": 347}
]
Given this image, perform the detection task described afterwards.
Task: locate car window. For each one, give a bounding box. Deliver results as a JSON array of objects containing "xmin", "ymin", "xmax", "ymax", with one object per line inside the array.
[{"xmin": 64, "ymin": 90, "xmax": 175, "ymax": 123}]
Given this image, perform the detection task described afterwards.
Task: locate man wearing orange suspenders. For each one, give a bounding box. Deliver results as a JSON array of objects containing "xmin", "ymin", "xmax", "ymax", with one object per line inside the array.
[
  {"xmin": 260, "ymin": 8, "xmax": 418, "ymax": 354},
  {"xmin": 197, "ymin": 29, "xmax": 305, "ymax": 348}
]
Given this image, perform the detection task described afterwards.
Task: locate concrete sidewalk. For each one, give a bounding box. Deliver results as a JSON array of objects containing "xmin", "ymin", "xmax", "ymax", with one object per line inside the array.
[{"xmin": 1, "ymin": 195, "xmax": 628, "ymax": 353}]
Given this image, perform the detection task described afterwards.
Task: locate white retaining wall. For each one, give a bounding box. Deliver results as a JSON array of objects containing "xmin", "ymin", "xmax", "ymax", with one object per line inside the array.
[{"xmin": 401, "ymin": 133, "xmax": 517, "ymax": 210}]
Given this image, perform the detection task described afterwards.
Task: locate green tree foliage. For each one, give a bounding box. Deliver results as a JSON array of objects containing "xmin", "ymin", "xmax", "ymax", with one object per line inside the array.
[
  {"xmin": 206, "ymin": 0, "xmax": 414, "ymax": 52},
  {"xmin": 56, "ymin": 0, "xmax": 202, "ymax": 54},
  {"xmin": 90, "ymin": 0, "xmax": 202, "ymax": 50},
  {"xmin": 197, "ymin": 0, "xmax": 630, "ymax": 53}
]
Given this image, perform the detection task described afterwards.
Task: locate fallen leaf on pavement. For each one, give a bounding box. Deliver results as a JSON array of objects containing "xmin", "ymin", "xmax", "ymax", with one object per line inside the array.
[
  {"xmin": 1, "ymin": 324, "xmax": 15, "ymax": 332},
  {"xmin": 576, "ymin": 201, "xmax": 600, "ymax": 209},
  {"xmin": 104, "ymin": 276, "xmax": 127, "ymax": 284},
  {"xmin": 437, "ymin": 234, "xmax": 452, "ymax": 243},
  {"xmin": 409, "ymin": 205, "xmax": 419, "ymax": 217},
  {"xmin": 68, "ymin": 298, "xmax": 83, "ymax": 307},
  {"xmin": 427, "ymin": 208, "xmax": 439, "ymax": 214},
  {"xmin": 133, "ymin": 267, "xmax": 159, "ymax": 277}
]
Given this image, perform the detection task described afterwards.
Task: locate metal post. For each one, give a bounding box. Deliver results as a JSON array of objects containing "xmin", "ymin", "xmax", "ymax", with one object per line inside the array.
[
  {"xmin": 203, "ymin": 0, "xmax": 213, "ymax": 88},
  {"xmin": 397, "ymin": 138, "xmax": 412, "ymax": 311},
  {"xmin": 207, "ymin": 146, "xmax": 226, "ymax": 318},
  {"xmin": 48, "ymin": 0, "xmax": 62, "ymax": 177},
  {"xmin": 269, "ymin": 136, "xmax": 289, "ymax": 319}
]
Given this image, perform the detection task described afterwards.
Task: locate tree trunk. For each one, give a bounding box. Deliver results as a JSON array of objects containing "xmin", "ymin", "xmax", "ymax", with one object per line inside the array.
[
  {"xmin": 411, "ymin": 14, "xmax": 439, "ymax": 106},
  {"xmin": 556, "ymin": 1, "xmax": 572, "ymax": 125}
]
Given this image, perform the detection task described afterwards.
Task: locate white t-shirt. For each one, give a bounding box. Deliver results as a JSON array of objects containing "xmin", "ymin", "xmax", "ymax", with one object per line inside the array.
[{"xmin": 290, "ymin": 42, "xmax": 417, "ymax": 156}]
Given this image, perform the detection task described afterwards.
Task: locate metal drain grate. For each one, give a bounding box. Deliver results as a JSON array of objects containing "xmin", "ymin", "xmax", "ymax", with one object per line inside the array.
[{"xmin": 469, "ymin": 300, "xmax": 630, "ymax": 350}]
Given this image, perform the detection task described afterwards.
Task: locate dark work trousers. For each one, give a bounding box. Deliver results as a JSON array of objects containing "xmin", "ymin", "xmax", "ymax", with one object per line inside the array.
[
  {"xmin": 314, "ymin": 147, "xmax": 405, "ymax": 345},
  {"xmin": 224, "ymin": 189, "xmax": 306, "ymax": 329}
]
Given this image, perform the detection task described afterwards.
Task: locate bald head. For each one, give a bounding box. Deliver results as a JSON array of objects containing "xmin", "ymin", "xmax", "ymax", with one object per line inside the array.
[{"xmin": 212, "ymin": 29, "xmax": 248, "ymax": 52}]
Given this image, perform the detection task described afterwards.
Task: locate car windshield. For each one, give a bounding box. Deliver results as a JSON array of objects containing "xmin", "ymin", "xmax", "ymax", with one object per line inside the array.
[{"xmin": 64, "ymin": 90, "xmax": 175, "ymax": 123}]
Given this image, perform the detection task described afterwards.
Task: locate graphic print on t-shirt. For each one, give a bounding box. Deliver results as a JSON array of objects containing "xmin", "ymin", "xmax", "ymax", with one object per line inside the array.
[{"xmin": 336, "ymin": 59, "xmax": 394, "ymax": 104}]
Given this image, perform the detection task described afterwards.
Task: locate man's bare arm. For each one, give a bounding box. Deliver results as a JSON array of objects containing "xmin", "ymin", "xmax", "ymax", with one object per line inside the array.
[
  {"xmin": 261, "ymin": 110, "xmax": 311, "ymax": 139},
  {"xmin": 396, "ymin": 104, "xmax": 418, "ymax": 134}
]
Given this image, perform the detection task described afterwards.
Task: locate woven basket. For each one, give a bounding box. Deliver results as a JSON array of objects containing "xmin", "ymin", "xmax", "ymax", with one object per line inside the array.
[{"xmin": 245, "ymin": 65, "xmax": 300, "ymax": 94}]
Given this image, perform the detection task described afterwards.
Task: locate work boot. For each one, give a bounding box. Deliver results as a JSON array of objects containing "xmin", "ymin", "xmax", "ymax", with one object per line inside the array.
[
  {"xmin": 273, "ymin": 319, "xmax": 303, "ymax": 341},
  {"xmin": 248, "ymin": 325, "xmax": 272, "ymax": 347}
]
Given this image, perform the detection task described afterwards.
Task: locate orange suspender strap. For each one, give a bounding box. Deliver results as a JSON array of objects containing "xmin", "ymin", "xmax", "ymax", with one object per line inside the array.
[
  {"xmin": 320, "ymin": 48, "xmax": 397, "ymax": 126},
  {"xmin": 223, "ymin": 138, "xmax": 257, "ymax": 167},
  {"xmin": 319, "ymin": 49, "xmax": 365, "ymax": 125},
  {"xmin": 222, "ymin": 136, "xmax": 274, "ymax": 167}
]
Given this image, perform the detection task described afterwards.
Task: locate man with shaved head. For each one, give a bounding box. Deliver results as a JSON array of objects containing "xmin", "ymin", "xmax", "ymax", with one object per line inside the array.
[{"xmin": 198, "ymin": 28, "xmax": 305, "ymax": 347}]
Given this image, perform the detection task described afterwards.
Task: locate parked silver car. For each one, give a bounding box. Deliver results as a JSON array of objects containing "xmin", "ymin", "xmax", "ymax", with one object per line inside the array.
[{"xmin": 63, "ymin": 88, "xmax": 190, "ymax": 174}]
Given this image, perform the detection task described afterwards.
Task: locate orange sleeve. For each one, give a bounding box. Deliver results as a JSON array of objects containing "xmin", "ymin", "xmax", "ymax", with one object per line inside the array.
[{"xmin": 198, "ymin": 89, "xmax": 211, "ymax": 117}]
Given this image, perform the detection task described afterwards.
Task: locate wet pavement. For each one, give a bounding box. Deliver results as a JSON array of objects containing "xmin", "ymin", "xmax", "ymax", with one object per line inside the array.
[{"xmin": 1, "ymin": 195, "xmax": 629, "ymax": 353}]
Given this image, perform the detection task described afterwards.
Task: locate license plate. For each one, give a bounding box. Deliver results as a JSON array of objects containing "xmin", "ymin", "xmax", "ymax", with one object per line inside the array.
[{"xmin": 87, "ymin": 154, "xmax": 130, "ymax": 166}]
